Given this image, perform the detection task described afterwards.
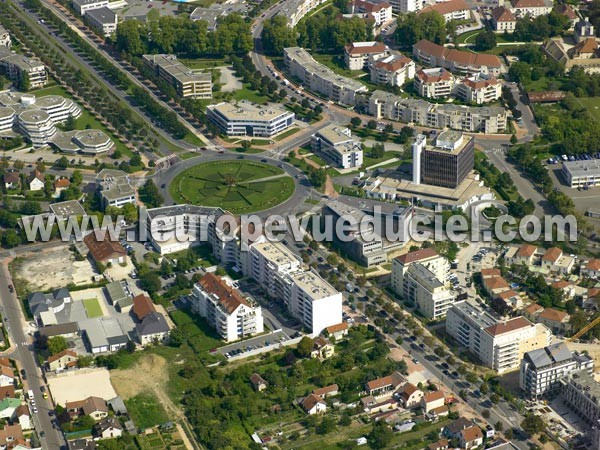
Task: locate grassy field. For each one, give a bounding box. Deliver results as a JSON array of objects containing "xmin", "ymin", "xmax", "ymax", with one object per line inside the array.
[
  {"xmin": 125, "ymin": 393, "xmax": 169, "ymax": 430},
  {"xmin": 575, "ymin": 97, "xmax": 600, "ymax": 121},
  {"xmin": 456, "ymin": 29, "xmax": 482, "ymax": 45},
  {"xmin": 169, "ymin": 160, "xmax": 295, "ymax": 213},
  {"xmin": 232, "ymin": 85, "xmax": 270, "ymax": 104},
  {"xmin": 31, "ymin": 83, "xmax": 133, "ymax": 157},
  {"xmin": 82, "ymin": 298, "xmax": 103, "ymax": 318},
  {"xmin": 274, "ymin": 127, "xmax": 300, "ymax": 142},
  {"xmin": 362, "ymin": 150, "xmax": 405, "ymax": 169}
]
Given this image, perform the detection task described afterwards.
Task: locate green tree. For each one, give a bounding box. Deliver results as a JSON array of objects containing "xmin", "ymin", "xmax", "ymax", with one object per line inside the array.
[
  {"xmin": 396, "ymin": 11, "xmax": 446, "ymax": 49},
  {"xmin": 368, "ymin": 421, "xmax": 393, "ymax": 449},
  {"xmin": 261, "ymin": 16, "xmax": 297, "ymax": 55},
  {"xmin": 71, "ymin": 170, "xmax": 83, "ymax": 186},
  {"xmin": 474, "ymin": 30, "xmax": 497, "ymax": 51},
  {"xmin": 296, "ymin": 336, "xmax": 314, "ymax": 358},
  {"xmin": 139, "ymin": 179, "xmax": 163, "ymax": 208},
  {"xmin": 521, "ymin": 414, "xmax": 545, "ymax": 435},
  {"xmin": 48, "ymin": 336, "xmax": 68, "ymax": 355},
  {"xmin": 55, "ymin": 156, "xmax": 69, "ymax": 170},
  {"xmin": 350, "ymin": 117, "xmax": 361, "ymax": 128},
  {"xmin": 64, "ymin": 114, "xmax": 76, "ymax": 131}
]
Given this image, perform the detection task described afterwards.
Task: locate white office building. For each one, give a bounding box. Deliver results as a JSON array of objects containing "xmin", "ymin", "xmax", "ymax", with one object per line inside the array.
[
  {"xmin": 0, "ymin": 48, "xmax": 47, "ymax": 89},
  {"xmin": 562, "ymin": 160, "xmax": 600, "ymax": 188},
  {"xmin": 72, "ymin": 0, "xmax": 109, "ymax": 15},
  {"xmin": 519, "ymin": 343, "xmax": 594, "ymax": 398},
  {"xmin": 446, "ymin": 300, "xmax": 551, "ymax": 373},
  {"xmin": 85, "ymin": 7, "xmax": 117, "ymax": 36},
  {"xmin": 311, "ymin": 125, "xmax": 363, "ymax": 169},
  {"xmin": 284, "ymin": 47, "xmax": 368, "ymax": 106},
  {"xmin": 192, "ymin": 273, "xmax": 264, "ymax": 342},
  {"xmin": 143, "ymin": 54, "xmax": 212, "ymax": 99},
  {"xmin": 390, "ymin": 0, "xmax": 424, "ymax": 13},
  {"xmin": 206, "ymin": 101, "xmax": 295, "ymax": 137},
  {"xmin": 96, "ymin": 169, "xmax": 136, "ymax": 209}
]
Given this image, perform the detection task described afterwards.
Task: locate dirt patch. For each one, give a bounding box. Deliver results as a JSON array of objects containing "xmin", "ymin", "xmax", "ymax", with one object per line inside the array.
[
  {"xmin": 324, "ymin": 174, "xmax": 338, "ymax": 198},
  {"xmin": 11, "ymin": 246, "xmax": 96, "ymax": 291},
  {"xmin": 48, "ymin": 368, "xmax": 117, "ymax": 405}
]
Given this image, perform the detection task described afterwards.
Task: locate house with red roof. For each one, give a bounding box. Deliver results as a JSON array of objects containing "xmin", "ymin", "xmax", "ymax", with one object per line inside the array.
[
  {"xmin": 365, "ymin": 371, "xmax": 405, "ymax": 397},
  {"xmin": 422, "ymin": 390, "xmax": 445, "ymax": 413},
  {"xmin": 582, "ymin": 259, "xmax": 600, "ymax": 279},
  {"xmin": 300, "ymin": 394, "xmax": 326, "ymax": 415},
  {"xmin": 398, "ymin": 383, "xmax": 423, "ymax": 409},
  {"xmin": 510, "ymin": 0, "xmax": 552, "ymax": 18},
  {"xmin": 505, "ymin": 244, "xmax": 538, "ymax": 267},
  {"xmin": 344, "ymin": 41, "xmax": 389, "ymax": 70},
  {"xmin": 491, "ymin": 6, "xmax": 516, "ymax": 33},
  {"xmin": 537, "ymin": 308, "xmax": 571, "ymax": 335},
  {"xmin": 420, "ymin": 0, "xmax": 470, "ymax": 22}
]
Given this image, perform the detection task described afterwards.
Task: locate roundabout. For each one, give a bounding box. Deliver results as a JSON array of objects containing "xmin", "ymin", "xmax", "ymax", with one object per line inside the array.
[{"xmin": 169, "ymin": 160, "xmax": 296, "ymax": 214}]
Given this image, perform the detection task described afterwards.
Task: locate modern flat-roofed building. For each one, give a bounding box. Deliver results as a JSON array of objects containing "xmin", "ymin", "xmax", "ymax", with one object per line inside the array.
[
  {"xmin": 143, "ymin": 54, "xmax": 212, "ymax": 99},
  {"xmin": 404, "ymin": 262, "xmax": 455, "ymax": 319},
  {"xmin": 192, "ymin": 273, "xmax": 264, "ymax": 342},
  {"xmin": 85, "ymin": 7, "xmax": 117, "ymax": 36},
  {"xmin": 369, "ymin": 90, "xmax": 507, "ymax": 133},
  {"xmin": 96, "ymin": 169, "xmax": 136, "ymax": 209},
  {"xmin": 370, "ymin": 54, "xmax": 416, "ymax": 87},
  {"xmin": 311, "ymin": 125, "xmax": 363, "ymax": 169},
  {"xmin": 418, "ymin": 131, "xmax": 474, "ymax": 189},
  {"xmin": 277, "ymin": 0, "xmax": 329, "ymax": 27},
  {"xmin": 246, "ymin": 241, "xmax": 302, "ymax": 299},
  {"xmin": 72, "ymin": 0, "xmax": 109, "ymax": 15},
  {"xmin": 562, "ymin": 160, "xmax": 600, "ymax": 188},
  {"xmin": 414, "ymin": 68, "xmax": 455, "ymax": 99},
  {"xmin": 520, "ymin": 343, "xmax": 594, "ymax": 398},
  {"xmin": 283, "ymin": 270, "xmax": 343, "ymax": 336},
  {"xmin": 284, "ymin": 47, "xmax": 368, "ymax": 106},
  {"xmin": 17, "ymin": 110, "xmax": 56, "ymax": 147},
  {"xmin": 344, "ymin": 41, "xmax": 388, "ymax": 70},
  {"xmin": 0, "ymin": 48, "xmax": 47, "ymax": 89},
  {"xmin": 561, "ymin": 370, "xmax": 600, "ymax": 425},
  {"xmin": 390, "ymin": 0, "xmax": 424, "ymax": 12},
  {"xmin": 446, "ymin": 300, "xmax": 551, "ymax": 373},
  {"xmin": 413, "ymin": 40, "xmax": 505, "ymax": 76},
  {"xmin": 206, "ymin": 101, "xmax": 295, "ymax": 137},
  {"xmin": 419, "ymin": 0, "xmax": 471, "ymax": 22}
]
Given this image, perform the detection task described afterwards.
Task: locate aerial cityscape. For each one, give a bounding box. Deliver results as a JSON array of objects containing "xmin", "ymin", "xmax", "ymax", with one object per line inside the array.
[{"xmin": 0, "ymin": 0, "xmax": 598, "ymax": 448}]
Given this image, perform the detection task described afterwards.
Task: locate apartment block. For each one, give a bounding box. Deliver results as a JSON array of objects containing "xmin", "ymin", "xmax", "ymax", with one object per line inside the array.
[
  {"xmin": 561, "ymin": 370, "xmax": 600, "ymax": 425},
  {"xmin": 419, "ymin": 0, "xmax": 471, "ymax": 22},
  {"xmin": 370, "ymin": 54, "xmax": 416, "ymax": 87},
  {"xmin": 403, "ymin": 263, "xmax": 455, "ymax": 319},
  {"xmin": 369, "ymin": 90, "xmax": 507, "ymax": 133},
  {"xmin": 143, "ymin": 54, "xmax": 212, "ymax": 99},
  {"xmin": 510, "ymin": 0, "xmax": 552, "ymax": 18},
  {"xmin": 391, "ymin": 248, "xmax": 448, "ymax": 294},
  {"xmin": 72, "ymin": 0, "xmax": 109, "ymax": 15},
  {"xmin": 456, "ymin": 74, "xmax": 502, "ymax": 105},
  {"xmin": 0, "ymin": 48, "xmax": 47, "ymax": 89},
  {"xmin": 284, "ymin": 47, "xmax": 368, "ymax": 106},
  {"xmin": 278, "ymin": 0, "xmax": 329, "ymax": 27},
  {"xmin": 349, "ymin": 0, "xmax": 394, "ymax": 27},
  {"xmin": 519, "ymin": 343, "xmax": 593, "ymax": 398},
  {"xmin": 414, "ymin": 68, "xmax": 455, "ymax": 99},
  {"xmin": 311, "ymin": 125, "xmax": 363, "ymax": 169},
  {"xmin": 389, "ymin": 0, "xmax": 424, "ymax": 13},
  {"xmin": 96, "ymin": 169, "xmax": 136, "ymax": 209},
  {"xmin": 446, "ymin": 300, "xmax": 551, "ymax": 373},
  {"xmin": 192, "ymin": 273, "xmax": 264, "ymax": 342},
  {"xmin": 206, "ymin": 101, "xmax": 295, "ymax": 137},
  {"xmin": 85, "ymin": 7, "xmax": 117, "ymax": 36},
  {"xmin": 344, "ymin": 41, "xmax": 388, "ymax": 70},
  {"xmin": 246, "ymin": 242, "xmax": 302, "ymax": 299},
  {"xmin": 413, "ymin": 39, "xmax": 505, "ymax": 76}
]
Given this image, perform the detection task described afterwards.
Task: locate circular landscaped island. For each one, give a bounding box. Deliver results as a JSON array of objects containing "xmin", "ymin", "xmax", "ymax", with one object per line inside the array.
[{"xmin": 169, "ymin": 160, "xmax": 296, "ymax": 214}]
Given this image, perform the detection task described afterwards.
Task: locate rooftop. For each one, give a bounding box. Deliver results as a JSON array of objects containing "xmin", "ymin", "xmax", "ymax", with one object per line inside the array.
[
  {"xmin": 197, "ymin": 273, "xmax": 251, "ymax": 314},
  {"xmin": 395, "ymin": 247, "xmax": 439, "ymax": 265},
  {"xmin": 251, "ymin": 241, "xmax": 301, "ymax": 268},
  {"xmin": 49, "ymin": 200, "xmax": 87, "ymax": 218},
  {"xmin": 413, "ymin": 39, "xmax": 503, "ymax": 69},
  {"xmin": 524, "ymin": 342, "xmax": 574, "ymax": 369},
  {"xmin": 208, "ymin": 100, "xmax": 293, "ymax": 122},
  {"xmin": 344, "ymin": 41, "xmax": 388, "ymax": 55},
  {"xmin": 143, "ymin": 54, "xmax": 211, "ymax": 85},
  {"xmin": 83, "ymin": 230, "xmax": 126, "ymax": 263},
  {"xmin": 420, "ymin": 0, "xmax": 470, "ymax": 15},
  {"xmin": 451, "ymin": 300, "xmax": 498, "ymax": 329},
  {"xmin": 563, "ymin": 159, "xmax": 600, "ymax": 177},
  {"xmin": 484, "ymin": 316, "xmax": 532, "ymax": 337},
  {"xmin": 289, "ymin": 270, "xmax": 338, "ymax": 300}
]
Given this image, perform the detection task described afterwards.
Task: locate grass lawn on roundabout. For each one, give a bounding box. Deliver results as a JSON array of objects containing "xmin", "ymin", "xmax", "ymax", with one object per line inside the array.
[{"xmin": 169, "ymin": 160, "xmax": 296, "ymax": 214}]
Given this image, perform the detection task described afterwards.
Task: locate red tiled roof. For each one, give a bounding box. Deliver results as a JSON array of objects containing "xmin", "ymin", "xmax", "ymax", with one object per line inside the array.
[
  {"xmin": 312, "ymin": 384, "xmax": 339, "ymax": 396},
  {"xmin": 83, "ymin": 231, "xmax": 126, "ymax": 263},
  {"xmin": 132, "ymin": 294, "xmax": 156, "ymax": 321},
  {"xmin": 197, "ymin": 273, "xmax": 250, "ymax": 314},
  {"xmin": 301, "ymin": 394, "xmax": 325, "ymax": 412},
  {"xmin": 345, "ymin": 42, "xmax": 388, "ymax": 56},
  {"xmin": 481, "ymin": 268, "xmax": 501, "ymax": 278},
  {"xmin": 420, "ymin": 0, "xmax": 470, "ymax": 16},
  {"xmin": 415, "ymin": 68, "xmax": 453, "ymax": 84},
  {"xmin": 525, "ymin": 303, "xmax": 544, "ymax": 314},
  {"xmin": 512, "ymin": 0, "xmax": 548, "ymax": 7},
  {"xmin": 556, "ymin": 3, "xmax": 576, "ymax": 19},
  {"xmin": 586, "ymin": 259, "xmax": 600, "ymax": 271},
  {"xmin": 552, "ymin": 280, "xmax": 571, "ymax": 289},
  {"xmin": 492, "ymin": 6, "xmax": 516, "ymax": 22},
  {"xmin": 461, "ymin": 425, "xmax": 483, "ymax": 443},
  {"xmin": 539, "ymin": 308, "xmax": 569, "ymax": 322},
  {"xmin": 326, "ymin": 322, "xmax": 348, "ymax": 334},
  {"xmin": 54, "ymin": 178, "xmax": 70, "ymax": 188},
  {"xmin": 414, "ymin": 40, "xmax": 503, "ymax": 69},
  {"xmin": 423, "ymin": 390, "xmax": 445, "ymax": 403},
  {"xmin": 461, "ymin": 76, "xmax": 500, "ymax": 90},
  {"xmin": 484, "ymin": 276, "xmax": 509, "ymax": 291},
  {"xmin": 373, "ymin": 55, "xmax": 413, "ymax": 72},
  {"xmin": 47, "ymin": 349, "xmax": 77, "ymax": 364},
  {"xmin": 395, "ymin": 247, "xmax": 439, "ymax": 264},
  {"xmin": 516, "ymin": 244, "xmax": 537, "ymax": 258},
  {"xmin": 485, "ymin": 317, "xmax": 532, "ymax": 336},
  {"xmin": 542, "ymin": 247, "xmax": 563, "ymax": 263}
]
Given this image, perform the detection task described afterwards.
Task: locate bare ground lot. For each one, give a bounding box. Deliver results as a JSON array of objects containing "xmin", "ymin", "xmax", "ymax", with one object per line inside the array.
[
  {"xmin": 11, "ymin": 246, "xmax": 96, "ymax": 291},
  {"xmin": 48, "ymin": 368, "xmax": 117, "ymax": 405}
]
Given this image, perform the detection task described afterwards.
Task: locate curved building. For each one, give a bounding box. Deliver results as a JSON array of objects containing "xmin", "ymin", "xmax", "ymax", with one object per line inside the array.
[
  {"xmin": 73, "ymin": 129, "xmax": 113, "ymax": 154},
  {"xmin": 0, "ymin": 107, "xmax": 15, "ymax": 133},
  {"xmin": 17, "ymin": 110, "xmax": 56, "ymax": 147},
  {"xmin": 34, "ymin": 95, "xmax": 82, "ymax": 123}
]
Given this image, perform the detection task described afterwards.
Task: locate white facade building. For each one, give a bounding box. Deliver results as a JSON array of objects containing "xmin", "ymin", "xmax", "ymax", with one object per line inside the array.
[
  {"xmin": 370, "ymin": 54, "xmax": 416, "ymax": 87},
  {"xmin": 284, "ymin": 47, "xmax": 369, "ymax": 106},
  {"xmin": 456, "ymin": 74, "xmax": 502, "ymax": 104},
  {"xmin": 562, "ymin": 160, "xmax": 600, "ymax": 188},
  {"xmin": 414, "ymin": 68, "xmax": 455, "ymax": 99},
  {"xmin": 419, "ymin": 0, "xmax": 471, "ymax": 22},
  {"xmin": 72, "ymin": 0, "xmax": 109, "ymax": 15},
  {"xmin": 192, "ymin": 273, "xmax": 264, "ymax": 342},
  {"xmin": 403, "ymin": 263, "xmax": 455, "ymax": 319},
  {"xmin": 311, "ymin": 125, "xmax": 363, "ymax": 169},
  {"xmin": 206, "ymin": 101, "xmax": 295, "ymax": 137},
  {"xmin": 85, "ymin": 7, "xmax": 117, "ymax": 36},
  {"xmin": 520, "ymin": 343, "xmax": 594, "ymax": 398},
  {"xmin": 344, "ymin": 42, "xmax": 388, "ymax": 71},
  {"xmin": 446, "ymin": 300, "xmax": 551, "ymax": 373},
  {"xmin": 391, "ymin": 248, "xmax": 449, "ymax": 294}
]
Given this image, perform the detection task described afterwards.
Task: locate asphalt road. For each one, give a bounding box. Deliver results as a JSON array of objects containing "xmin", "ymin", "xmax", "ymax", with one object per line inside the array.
[
  {"xmin": 0, "ymin": 261, "xmax": 65, "ymax": 450},
  {"xmin": 152, "ymin": 153, "xmax": 313, "ymax": 218}
]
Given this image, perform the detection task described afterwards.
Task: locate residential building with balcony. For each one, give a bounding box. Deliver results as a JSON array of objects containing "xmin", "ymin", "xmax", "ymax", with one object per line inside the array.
[
  {"xmin": 0, "ymin": 48, "xmax": 47, "ymax": 89},
  {"xmin": 143, "ymin": 54, "xmax": 212, "ymax": 99},
  {"xmin": 419, "ymin": 0, "xmax": 471, "ymax": 22},
  {"xmin": 370, "ymin": 54, "xmax": 416, "ymax": 87},
  {"xmin": 413, "ymin": 40, "xmax": 505, "ymax": 76},
  {"xmin": 391, "ymin": 248, "xmax": 448, "ymax": 295},
  {"xmin": 192, "ymin": 273, "xmax": 264, "ymax": 342},
  {"xmin": 344, "ymin": 41, "xmax": 388, "ymax": 70},
  {"xmin": 561, "ymin": 370, "xmax": 600, "ymax": 425},
  {"xmin": 311, "ymin": 125, "xmax": 363, "ymax": 169},
  {"xmin": 520, "ymin": 343, "xmax": 593, "ymax": 398},
  {"xmin": 456, "ymin": 74, "xmax": 502, "ymax": 104},
  {"xmin": 414, "ymin": 68, "xmax": 455, "ymax": 99},
  {"xmin": 403, "ymin": 262, "xmax": 455, "ymax": 319}
]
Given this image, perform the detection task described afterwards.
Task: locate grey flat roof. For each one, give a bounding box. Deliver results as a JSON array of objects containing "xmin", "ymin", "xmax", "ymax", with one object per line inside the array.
[
  {"xmin": 146, "ymin": 204, "xmax": 222, "ymax": 220},
  {"xmin": 143, "ymin": 54, "xmax": 211, "ymax": 84},
  {"xmin": 208, "ymin": 101, "xmax": 293, "ymax": 122},
  {"xmin": 49, "ymin": 200, "xmax": 87, "ymax": 218},
  {"xmin": 451, "ymin": 300, "xmax": 498, "ymax": 328},
  {"xmin": 105, "ymin": 281, "xmax": 128, "ymax": 303},
  {"xmin": 85, "ymin": 6, "xmax": 116, "ymax": 24},
  {"xmin": 563, "ymin": 160, "xmax": 600, "ymax": 177}
]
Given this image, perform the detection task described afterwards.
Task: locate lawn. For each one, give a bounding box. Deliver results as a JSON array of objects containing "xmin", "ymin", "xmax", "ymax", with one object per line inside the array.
[
  {"xmin": 125, "ymin": 393, "xmax": 169, "ymax": 430},
  {"xmin": 82, "ymin": 298, "xmax": 103, "ymax": 318},
  {"xmin": 232, "ymin": 85, "xmax": 270, "ymax": 104},
  {"xmin": 574, "ymin": 97, "xmax": 600, "ymax": 122},
  {"xmin": 312, "ymin": 53, "xmax": 365, "ymax": 79},
  {"xmin": 31, "ymin": 83, "xmax": 133, "ymax": 157},
  {"xmin": 456, "ymin": 29, "xmax": 482, "ymax": 45},
  {"xmin": 274, "ymin": 127, "xmax": 300, "ymax": 142},
  {"xmin": 169, "ymin": 160, "xmax": 295, "ymax": 214},
  {"xmin": 178, "ymin": 58, "xmax": 228, "ymax": 70},
  {"xmin": 362, "ymin": 150, "xmax": 405, "ymax": 169}
]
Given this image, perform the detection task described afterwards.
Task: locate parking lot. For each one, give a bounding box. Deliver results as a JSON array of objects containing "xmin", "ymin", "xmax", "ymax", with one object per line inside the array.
[{"xmin": 217, "ymin": 330, "xmax": 293, "ymax": 358}]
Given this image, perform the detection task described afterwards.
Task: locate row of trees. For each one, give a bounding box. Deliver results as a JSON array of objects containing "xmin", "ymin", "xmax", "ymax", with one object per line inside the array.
[
  {"xmin": 513, "ymin": 10, "xmax": 571, "ymax": 42},
  {"xmin": 114, "ymin": 14, "xmax": 252, "ymax": 58},
  {"xmin": 396, "ymin": 11, "xmax": 448, "ymax": 49}
]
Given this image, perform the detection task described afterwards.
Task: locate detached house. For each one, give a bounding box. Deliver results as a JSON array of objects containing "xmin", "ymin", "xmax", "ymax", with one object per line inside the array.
[
  {"xmin": 582, "ymin": 259, "xmax": 600, "ymax": 279},
  {"xmin": 491, "ymin": 6, "xmax": 516, "ymax": 33},
  {"xmin": 365, "ymin": 371, "xmax": 405, "ymax": 397},
  {"xmin": 538, "ymin": 308, "xmax": 571, "ymax": 335},
  {"xmin": 47, "ymin": 349, "xmax": 78, "ymax": 372},
  {"xmin": 312, "ymin": 384, "xmax": 339, "ymax": 398},
  {"xmin": 3, "ymin": 172, "xmax": 19, "ymax": 190},
  {"xmin": 83, "ymin": 231, "xmax": 127, "ymax": 266},
  {"xmin": 505, "ymin": 244, "xmax": 538, "ymax": 267},
  {"xmin": 94, "ymin": 417, "xmax": 122, "ymax": 439},
  {"xmin": 325, "ymin": 322, "xmax": 349, "ymax": 340},
  {"xmin": 28, "ymin": 170, "xmax": 44, "ymax": 191},
  {"xmin": 136, "ymin": 312, "xmax": 170, "ymax": 345},
  {"xmin": 0, "ymin": 366, "xmax": 13, "ymax": 388},
  {"xmin": 249, "ymin": 373, "xmax": 268, "ymax": 392},
  {"xmin": 398, "ymin": 383, "xmax": 424, "ymax": 409},
  {"xmin": 459, "ymin": 425, "xmax": 484, "ymax": 449},
  {"xmin": 66, "ymin": 396, "xmax": 109, "ymax": 421},
  {"xmin": 541, "ymin": 247, "xmax": 575, "ymax": 275},
  {"xmin": 301, "ymin": 394, "xmax": 326, "ymax": 415},
  {"xmin": 310, "ymin": 337, "xmax": 335, "ymax": 359},
  {"xmin": 422, "ymin": 390, "xmax": 445, "ymax": 413},
  {"xmin": 54, "ymin": 177, "xmax": 70, "ymax": 196}
]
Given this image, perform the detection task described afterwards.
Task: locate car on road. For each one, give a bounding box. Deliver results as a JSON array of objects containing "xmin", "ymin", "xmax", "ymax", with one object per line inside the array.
[
  {"xmin": 7, "ymin": 285, "xmax": 13, "ymax": 293},
  {"xmin": 20, "ymin": 370, "xmax": 26, "ymax": 380},
  {"xmin": 39, "ymin": 431, "xmax": 45, "ymax": 438},
  {"xmin": 160, "ymin": 184, "xmax": 166, "ymax": 188}
]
